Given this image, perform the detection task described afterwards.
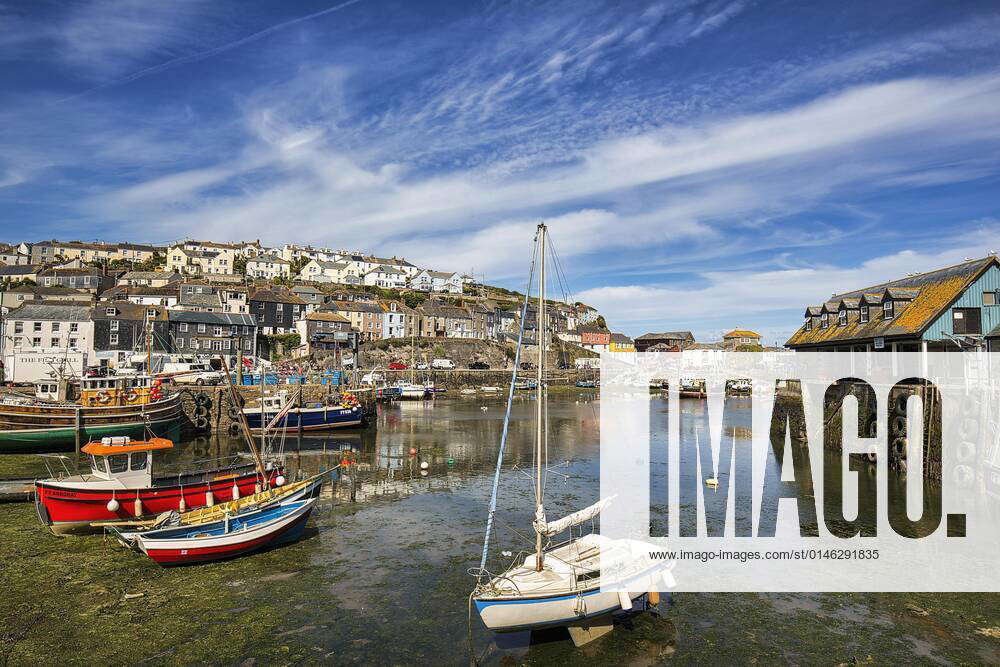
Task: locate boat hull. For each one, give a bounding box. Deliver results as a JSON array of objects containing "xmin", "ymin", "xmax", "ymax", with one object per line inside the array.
[
  {"xmin": 35, "ymin": 466, "xmax": 282, "ymax": 536},
  {"xmin": 0, "ymin": 395, "xmax": 183, "ymax": 452},
  {"xmin": 137, "ymin": 502, "xmax": 314, "ymax": 566},
  {"xmin": 243, "ymin": 405, "xmax": 365, "ymax": 432},
  {"xmin": 474, "ymin": 589, "xmax": 645, "ymax": 633}
]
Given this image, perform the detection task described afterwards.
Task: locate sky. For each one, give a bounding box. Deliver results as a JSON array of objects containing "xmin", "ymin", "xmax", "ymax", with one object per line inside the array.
[{"xmin": 1, "ymin": 0, "xmax": 1000, "ymax": 343}]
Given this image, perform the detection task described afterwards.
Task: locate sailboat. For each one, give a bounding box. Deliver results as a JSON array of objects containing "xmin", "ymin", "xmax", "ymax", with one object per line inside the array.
[
  {"xmin": 471, "ymin": 224, "xmax": 670, "ymax": 645},
  {"xmin": 394, "ymin": 322, "xmax": 429, "ymax": 399}
]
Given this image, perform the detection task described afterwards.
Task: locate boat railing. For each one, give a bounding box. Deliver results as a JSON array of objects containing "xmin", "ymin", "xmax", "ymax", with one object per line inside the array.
[{"xmin": 36, "ymin": 454, "xmax": 75, "ymax": 480}]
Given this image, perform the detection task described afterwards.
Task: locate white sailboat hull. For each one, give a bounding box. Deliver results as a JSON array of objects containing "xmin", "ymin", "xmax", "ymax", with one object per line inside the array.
[{"xmin": 474, "ymin": 589, "xmax": 644, "ymax": 632}]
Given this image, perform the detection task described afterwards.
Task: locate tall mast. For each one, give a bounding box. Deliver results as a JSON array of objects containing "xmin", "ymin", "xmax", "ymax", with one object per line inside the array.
[{"xmin": 535, "ymin": 223, "xmax": 546, "ymax": 571}]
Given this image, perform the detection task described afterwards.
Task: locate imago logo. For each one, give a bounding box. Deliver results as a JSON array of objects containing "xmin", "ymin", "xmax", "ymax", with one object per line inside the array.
[{"xmin": 598, "ymin": 351, "xmax": 1000, "ymax": 592}]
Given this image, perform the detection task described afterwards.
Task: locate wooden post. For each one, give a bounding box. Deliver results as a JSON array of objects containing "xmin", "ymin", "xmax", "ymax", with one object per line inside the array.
[
  {"xmin": 298, "ymin": 385, "xmax": 304, "ymax": 439},
  {"xmin": 74, "ymin": 406, "xmax": 82, "ymax": 456}
]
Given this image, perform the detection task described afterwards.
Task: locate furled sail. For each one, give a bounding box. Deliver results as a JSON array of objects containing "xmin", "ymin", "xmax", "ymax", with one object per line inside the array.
[{"xmin": 533, "ymin": 496, "xmax": 614, "ymax": 536}]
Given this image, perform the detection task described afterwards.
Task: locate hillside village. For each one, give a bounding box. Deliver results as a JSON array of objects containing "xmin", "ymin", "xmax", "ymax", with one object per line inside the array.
[{"xmin": 0, "ymin": 238, "xmax": 628, "ymax": 381}]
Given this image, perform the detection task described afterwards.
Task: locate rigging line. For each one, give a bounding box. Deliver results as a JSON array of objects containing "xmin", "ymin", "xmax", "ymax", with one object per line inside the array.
[{"xmin": 479, "ymin": 230, "xmax": 539, "ymax": 572}]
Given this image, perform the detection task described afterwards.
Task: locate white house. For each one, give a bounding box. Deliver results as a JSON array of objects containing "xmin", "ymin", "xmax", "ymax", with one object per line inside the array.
[
  {"xmin": 166, "ymin": 245, "xmax": 238, "ymax": 276},
  {"xmin": 297, "ymin": 259, "xmax": 361, "ymax": 285},
  {"xmin": 2, "ymin": 303, "xmax": 94, "ymax": 381},
  {"xmin": 411, "ymin": 270, "xmax": 463, "ymax": 294},
  {"xmin": 363, "ymin": 265, "xmax": 410, "ymax": 289},
  {"xmin": 246, "ymin": 254, "xmax": 291, "ymax": 280}
]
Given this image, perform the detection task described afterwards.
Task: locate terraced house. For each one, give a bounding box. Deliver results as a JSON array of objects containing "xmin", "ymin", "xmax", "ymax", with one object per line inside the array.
[{"xmin": 786, "ymin": 255, "xmax": 1000, "ymax": 353}]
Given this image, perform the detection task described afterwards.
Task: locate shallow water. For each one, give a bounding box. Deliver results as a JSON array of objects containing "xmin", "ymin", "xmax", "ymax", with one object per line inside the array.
[{"xmin": 0, "ymin": 394, "xmax": 996, "ymax": 665}]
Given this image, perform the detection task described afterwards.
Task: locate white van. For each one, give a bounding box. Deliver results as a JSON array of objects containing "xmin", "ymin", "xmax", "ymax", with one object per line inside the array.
[{"xmin": 431, "ymin": 358, "xmax": 455, "ymax": 370}]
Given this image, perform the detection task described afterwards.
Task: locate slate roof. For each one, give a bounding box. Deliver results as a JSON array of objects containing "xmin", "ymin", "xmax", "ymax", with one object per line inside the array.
[
  {"xmin": 167, "ymin": 311, "xmax": 257, "ymax": 326},
  {"xmin": 7, "ymin": 303, "xmax": 91, "ymax": 321},
  {"xmin": 786, "ymin": 256, "xmax": 998, "ymax": 348},
  {"xmin": 0, "ymin": 265, "xmax": 39, "ymax": 276},
  {"xmin": 635, "ymin": 331, "xmax": 695, "ymax": 341},
  {"xmin": 249, "ymin": 288, "xmax": 305, "ymax": 305}
]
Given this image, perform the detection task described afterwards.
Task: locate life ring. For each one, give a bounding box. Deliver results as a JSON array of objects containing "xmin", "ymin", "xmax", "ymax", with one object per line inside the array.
[
  {"xmin": 957, "ymin": 440, "xmax": 977, "ymax": 463},
  {"xmin": 892, "ymin": 436, "xmax": 907, "ymax": 459},
  {"xmin": 95, "ymin": 391, "xmax": 111, "ymax": 404},
  {"xmin": 125, "ymin": 390, "xmax": 140, "ymax": 403},
  {"xmin": 890, "ymin": 414, "xmax": 907, "ymax": 436}
]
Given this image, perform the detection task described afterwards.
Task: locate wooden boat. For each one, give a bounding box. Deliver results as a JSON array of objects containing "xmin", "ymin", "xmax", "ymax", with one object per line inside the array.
[
  {"xmin": 34, "ymin": 436, "xmax": 282, "ymax": 535},
  {"xmin": 0, "ymin": 375, "xmax": 182, "ymax": 452},
  {"xmin": 115, "ymin": 498, "xmax": 317, "ymax": 566},
  {"xmin": 242, "ymin": 390, "xmax": 366, "ymax": 432}
]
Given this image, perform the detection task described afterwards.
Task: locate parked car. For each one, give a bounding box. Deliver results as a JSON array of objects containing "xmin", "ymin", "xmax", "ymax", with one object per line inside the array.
[
  {"xmin": 172, "ymin": 369, "xmax": 224, "ymax": 386},
  {"xmin": 469, "ymin": 360, "xmax": 490, "ymax": 370},
  {"xmin": 431, "ymin": 358, "xmax": 455, "ymax": 370},
  {"xmin": 519, "ymin": 361, "xmax": 536, "ymax": 370},
  {"xmin": 388, "ymin": 361, "xmax": 408, "ymax": 370},
  {"xmin": 416, "ymin": 362, "xmax": 429, "ymax": 370}
]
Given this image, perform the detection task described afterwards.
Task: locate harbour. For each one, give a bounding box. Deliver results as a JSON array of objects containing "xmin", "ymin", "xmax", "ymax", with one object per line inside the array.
[{"xmin": 0, "ymin": 394, "xmax": 996, "ymax": 664}]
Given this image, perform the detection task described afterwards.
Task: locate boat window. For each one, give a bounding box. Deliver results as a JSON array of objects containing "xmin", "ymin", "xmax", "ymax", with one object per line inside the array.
[
  {"xmin": 90, "ymin": 455, "xmax": 104, "ymax": 473},
  {"xmin": 130, "ymin": 453, "xmax": 148, "ymax": 471},
  {"xmin": 576, "ymin": 570, "xmax": 601, "ymax": 583},
  {"xmin": 108, "ymin": 454, "xmax": 128, "ymax": 473}
]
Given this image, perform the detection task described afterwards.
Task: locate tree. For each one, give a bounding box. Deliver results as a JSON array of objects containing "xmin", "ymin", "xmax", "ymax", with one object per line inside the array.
[
  {"xmin": 289, "ymin": 256, "xmax": 310, "ymax": 278},
  {"xmin": 233, "ymin": 255, "xmax": 248, "ymax": 276},
  {"xmin": 595, "ymin": 315, "xmax": 607, "ymax": 329},
  {"xmin": 402, "ymin": 291, "xmax": 427, "ymax": 309}
]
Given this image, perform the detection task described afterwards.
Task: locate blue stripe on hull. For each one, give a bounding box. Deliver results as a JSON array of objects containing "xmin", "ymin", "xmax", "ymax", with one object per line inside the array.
[{"xmin": 244, "ymin": 407, "xmax": 363, "ymax": 431}]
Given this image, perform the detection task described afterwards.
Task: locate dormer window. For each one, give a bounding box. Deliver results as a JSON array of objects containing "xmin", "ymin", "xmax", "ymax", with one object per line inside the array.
[
  {"xmin": 820, "ymin": 313, "xmax": 829, "ymax": 329},
  {"xmin": 105, "ymin": 307, "xmax": 116, "ymax": 316},
  {"xmin": 805, "ymin": 318, "xmax": 812, "ymax": 332},
  {"xmin": 860, "ymin": 305, "xmax": 869, "ymax": 323},
  {"xmin": 883, "ymin": 300, "xmax": 894, "ymax": 320},
  {"xmin": 838, "ymin": 310, "xmax": 847, "ymax": 326}
]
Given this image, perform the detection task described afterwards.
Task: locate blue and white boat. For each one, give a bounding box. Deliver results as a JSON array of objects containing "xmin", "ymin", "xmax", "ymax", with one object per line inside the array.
[{"xmin": 242, "ymin": 391, "xmax": 366, "ymax": 432}]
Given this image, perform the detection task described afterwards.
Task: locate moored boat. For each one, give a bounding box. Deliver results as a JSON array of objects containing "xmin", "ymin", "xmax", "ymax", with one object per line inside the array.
[
  {"xmin": 34, "ymin": 436, "xmax": 282, "ymax": 535},
  {"xmin": 241, "ymin": 390, "xmax": 366, "ymax": 432},
  {"xmin": 115, "ymin": 498, "xmax": 316, "ymax": 566},
  {"xmin": 0, "ymin": 375, "xmax": 182, "ymax": 452}
]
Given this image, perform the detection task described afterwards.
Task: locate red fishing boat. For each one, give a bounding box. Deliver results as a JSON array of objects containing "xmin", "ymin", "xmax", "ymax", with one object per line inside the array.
[{"xmin": 34, "ymin": 436, "xmax": 283, "ymax": 535}]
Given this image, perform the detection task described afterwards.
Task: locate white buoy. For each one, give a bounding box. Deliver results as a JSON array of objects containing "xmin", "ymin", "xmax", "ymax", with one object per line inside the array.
[
  {"xmin": 420, "ymin": 461, "xmax": 429, "ymax": 470},
  {"xmin": 178, "ymin": 495, "xmax": 186, "ymax": 512},
  {"xmin": 232, "ymin": 484, "xmax": 240, "ymax": 500},
  {"xmin": 206, "ymin": 490, "xmax": 215, "ymax": 507},
  {"xmin": 106, "ymin": 498, "xmax": 120, "ymax": 512},
  {"xmin": 705, "ymin": 477, "xmax": 719, "ymax": 487},
  {"xmin": 480, "ymin": 406, "xmax": 488, "ymax": 412},
  {"xmin": 275, "ymin": 476, "xmax": 285, "ymax": 487},
  {"xmin": 420, "ymin": 470, "xmax": 429, "ymax": 477},
  {"xmin": 133, "ymin": 498, "xmax": 143, "ymax": 516}
]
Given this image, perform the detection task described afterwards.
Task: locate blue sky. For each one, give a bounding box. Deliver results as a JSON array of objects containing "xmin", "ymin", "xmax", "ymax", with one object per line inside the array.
[{"xmin": 2, "ymin": 0, "xmax": 1000, "ymax": 342}]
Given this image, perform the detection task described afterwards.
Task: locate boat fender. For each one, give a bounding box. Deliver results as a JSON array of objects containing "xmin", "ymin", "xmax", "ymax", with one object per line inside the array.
[
  {"xmin": 227, "ymin": 422, "xmax": 241, "ymax": 436},
  {"xmin": 867, "ymin": 444, "xmax": 877, "ymax": 463},
  {"xmin": 892, "ymin": 437, "xmax": 907, "ymax": 459},
  {"xmin": 231, "ymin": 484, "xmax": 240, "ymax": 501},
  {"xmin": 409, "ymin": 448, "xmax": 417, "ymax": 456},
  {"xmin": 193, "ymin": 416, "xmax": 209, "ymax": 430},
  {"xmin": 134, "ymin": 497, "xmax": 143, "ymax": 517},
  {"xmin": 178, "ymin": 495, "xmax": 186, "ymax": 512},
  {"xmin": 275, "ymin": 476, "xmax": 285, "ymax": 487},
  {"xmin": 206, "ymin": 490, "xmax": 214, "ymax": 507},
  {"xmin": 420, "ymin": 461, "xmax": 429, "ymax": 470},
  {"xmin": 618, "ymin": 590, "xmax": 633, "ymax": 611},
  {"xmin": 107, "ymin": 497, "xmax": 120, "ymax": 512},
  {"xmin": 893, "ymin": 393, "xmax": 909, "ymax": 416},
  {"xmin": 890, "ymin": 414, "xmax": 907, "ymax": 436}
]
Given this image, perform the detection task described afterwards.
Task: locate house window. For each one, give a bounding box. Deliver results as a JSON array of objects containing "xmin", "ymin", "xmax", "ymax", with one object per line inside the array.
[
  {"xmin": 197, "ymin": 323, "xmax": 206, "ymax": 333},
  {"xmin": 859, "ymin": 305, "xmax": 869, "ymax": 323},
  {"xmin": 179, "ymin": 322, "xmax": 188, "ymax": 332},
  {"xmin": 214, "ymin": 326, "xmax": 223, "ymax": 336},
  {"xmin": 953, "ymin": 308, "xmax": 982, "ymax": 335},
  {"xmin": 147, "ymin": 309, "xmax": 157, "ymax": 318},
  {"xmin": 838, "ymin": 310, "xmax": 847, "ymax": 326},
  {"xmin": 13, "ymin": 322, "xmax": 22, "ymax": 334},
  {"xmin": 110, "ymin": 320, "xmax": 119, "ymax": 331},
  {"xmin": 33, "ymin": 322, "xmax": 42, "ymax": 332},
  {"xmin": 32, "ymin": 337, "xmax": 41, "ymax": 346},
  {"xmin": 70, "ymin": 323, "xmax": 78, "ymax": 332},
  {"xmin": 984, "ymin": 291, "xmax": 997, "ymax": 306},
  {"xmin": 177, "ymin": 338, "xmax": 185, "ymax": 349},
  {"xmin": 69, "ymin": 338, "xmax": 77, "ymax": 347},
  {"xmin": 50, "ymin": 337, "xmax": 59, "ymax": 346},
  {"xmin": 105, "ymin": 307, "xmax": 116, "ymax": 316},
  {"xmin": 820, "ymin": 313, "xmax": 828, "ymax": 329},
  {"xmin": 110, "ymin": 333, "xmax": 119, "ymax": 345},
  {"xmin": 52, "ymin": 322, "xmax": 60, "ymax": 332},
  {"xmin": 883, "ymin": 300, "xmax": 894, "ymax": 320}
]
